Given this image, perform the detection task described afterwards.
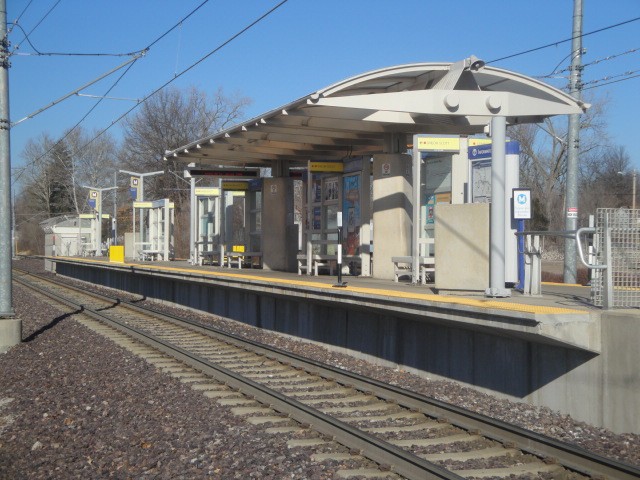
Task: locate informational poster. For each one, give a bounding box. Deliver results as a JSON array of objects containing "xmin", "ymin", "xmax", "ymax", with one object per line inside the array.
[
  {"xmin": 312, "ymin": 179, "xmax": 322, "ymax": 203},
  {"xmin": 312, "ymin": 207, "xmax": 322, "ymax": 230},
  {"xmin": 342, "ymin": 174, "xmax": 361, "ymax": 255},
  {"xmin": 426, "ymin": 195, "xmax": 436, "ymax": 225},
  {"xmin": 324, "ymin": 178, "xmax": 339, "ymax": 201},
  {"xmin": 471, "ymin": 159, "xmax": 492, "ymax": 203}
]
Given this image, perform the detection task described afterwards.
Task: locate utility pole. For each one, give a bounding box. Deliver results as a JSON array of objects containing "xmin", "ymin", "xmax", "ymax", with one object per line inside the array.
[
  {"xmin": 564, "ymin": 0, "xmax": 583, "ymax": 284},
  {"xmin": 633, "ymin": 170, "xmax": 637, "ymax": 211},
  {"xmin": 0, "ymin": 0, "xmax": 21, "ymax": 351}
]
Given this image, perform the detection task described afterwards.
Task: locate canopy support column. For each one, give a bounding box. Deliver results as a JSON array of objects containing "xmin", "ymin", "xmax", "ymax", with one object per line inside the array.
[
  {"xmin": 411, "ymin": 135, "xmax": 421, "ymax": 284},
  {"xmin": 486, "ymin": 116, "xmax": 511, "ymax": 297}
]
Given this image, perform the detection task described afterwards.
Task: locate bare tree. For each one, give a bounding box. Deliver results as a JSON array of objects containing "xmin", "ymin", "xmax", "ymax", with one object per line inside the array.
[
  {"xmin": 580, "ymin": 145, "xmax": 632, "ymax": 214},
  {"xmin": 509, "ymin": 95, "xmax": 609, "ymax": 231},
  {"xmin": 14, "ymin": 127, "xmax": 119, "ymax": 252},
  {"xmin": 120, "ymin": 86, "xmax": 251, "ymax": 256}
]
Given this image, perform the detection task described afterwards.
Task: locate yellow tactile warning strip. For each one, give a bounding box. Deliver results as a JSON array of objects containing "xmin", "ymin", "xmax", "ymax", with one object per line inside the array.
[
  {"xmin": 542, "ymin": 281, "xmax": 583, "ymax": 287},
  {"xmin": 54, "ymin": 257, "xmax": 586, "ymax": 315}
]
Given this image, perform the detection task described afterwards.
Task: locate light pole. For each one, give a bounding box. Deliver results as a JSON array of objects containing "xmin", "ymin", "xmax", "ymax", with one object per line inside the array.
[
  {"xmin": 118, "ymin": 169, "xmax": 164, "ymax": 203},
  {"xmin": 618, "ymin": 170, "xmax": 637, "ymax": 210},
  {"xmin": 633, "ymin": 171, "xmax": 637, "ymax": 211},
  {"xmin": 81, "ymin": 185, "xmax": 117, "ymax": 255}
]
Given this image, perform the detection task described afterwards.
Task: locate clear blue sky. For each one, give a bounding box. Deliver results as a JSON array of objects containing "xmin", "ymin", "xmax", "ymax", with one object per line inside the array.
[{"xmin": 7, "ymin": 0, "xmax": 640, "ymax": 175}]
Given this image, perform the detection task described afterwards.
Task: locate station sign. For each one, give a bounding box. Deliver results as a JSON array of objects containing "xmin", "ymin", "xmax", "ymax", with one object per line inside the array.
[
  {"xmin": 469, "ymin": 141, "xmax": 520, "ymax": 160},
  {"xmin": 222, "ymin": 181, "xmax": 249, "ymax": 191},
  {"xmin": 468, "ymin": 138, "xmax": 492, "ymax": 147},
  {"xmin": 130, "ymin": 176, "xmax": 140, "ymax": 201},
  {"xmin": 188, "ymin": 168, "xmax": 259, "ymax": 178},
  {"xmin": 417, "ymin": 136, "xmax": 460, "ymax": 152},
  {"xmin": 249, "ymin": 178, "xmax": 263, "ymax": 191},
  {"xmin": 133, "ymin": 201, "xmax": 175, "ymax": 209},
  {"xmin": 512, "ymin": 188, "xmax": 532, "ymax": 220},
  {"xmin": 310, "ymin": 162, "xmax": 344, "ymax": 173},
  {"xmin": 194, "ymin": 187, "xmax": 220, "ymax": 196},
  {"xmin": 87, "ymin": 190, "xmax": 99, "ymax": 211},
  {"xmin": 79, "ymin": 213, "xmax": 110, "ymax": 219}
]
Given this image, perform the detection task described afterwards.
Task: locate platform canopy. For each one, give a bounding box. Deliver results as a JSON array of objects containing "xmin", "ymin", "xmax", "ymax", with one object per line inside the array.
[{"xmin": 164, "ymin": 57, "xmax": 588, "ymax": 167}]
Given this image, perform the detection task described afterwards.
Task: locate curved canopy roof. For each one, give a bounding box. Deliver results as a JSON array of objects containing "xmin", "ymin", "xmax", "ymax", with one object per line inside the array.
[{"xmin": 165, "ymin": 57, "xmax": 588, "ymax": 168}]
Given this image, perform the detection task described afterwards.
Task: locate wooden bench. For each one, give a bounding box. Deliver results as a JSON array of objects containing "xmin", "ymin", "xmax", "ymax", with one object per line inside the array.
[
  {"xmin": 226, "ymin": 251, "xmax": 262, "ymax": 269},
  {"xmin": 392, "ymin": 256, "xmax": 435, "ymax": 284}
]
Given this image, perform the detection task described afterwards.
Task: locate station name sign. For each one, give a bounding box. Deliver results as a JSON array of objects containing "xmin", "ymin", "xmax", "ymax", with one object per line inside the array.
[
  {"xmin": 194, "ymin": 187, "xmax": 220, "ymax": 196},
  {"xmin": 188, "ymin": 168, "xmax": 259, "ymax": 178},
  {"xmin": 222, "ymin": 181, "xmax": 249, "ymax": 191},
  {"xmin": 310, "ymin": 162, "xmax": 344, "ymax": 173},
  {"xmin": 417, "ymin": 136, "xmax": 460, "ymax": 152}
]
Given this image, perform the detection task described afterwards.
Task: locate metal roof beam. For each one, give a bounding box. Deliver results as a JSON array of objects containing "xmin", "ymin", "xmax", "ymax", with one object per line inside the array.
[
  {"xmin": 226, "ymin": 131, "xmax": 381, "ymax": 149},
  {"xmin": 242, "ymin": 124, "xmax": 381, "ymax": 141},
  {"xmin": 312, "ymin": 90, "xmax": 585, "ymax": 117}
]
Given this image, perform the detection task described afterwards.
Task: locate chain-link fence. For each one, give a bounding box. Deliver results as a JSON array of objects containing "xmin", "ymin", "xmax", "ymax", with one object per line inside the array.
[{"xmin": 590, "ymin": 208, "xmax": 640, "ymax": 308}]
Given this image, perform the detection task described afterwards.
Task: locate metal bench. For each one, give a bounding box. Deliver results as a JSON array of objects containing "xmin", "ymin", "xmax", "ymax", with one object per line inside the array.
[
  {"xmin": 297, "ymin": 254, "xmax": 362, "ymax": 276},
  {"xmin": 297, "ymin": 254, "xmax": 337, "ymax": 276},
  {"xmin": 200, "ymin": 250, "xmax": 222, "ymax": 266},
  {"xmin": 392, "ymin": 256, "xmax": 435, "ymax": 284},
  {"xmin": 226, "ymin": 252, "xmax": 262, "ymax": 269}
]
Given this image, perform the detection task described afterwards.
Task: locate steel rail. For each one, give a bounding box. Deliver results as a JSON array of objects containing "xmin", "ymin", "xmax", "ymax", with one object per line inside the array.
[
  {"xmin": 14, "ymin": 268, "xmax": 640, "ymax": 480},
  {"xmin": 13, "ymin": 270, "xmax": 461, "ymax": 480}
]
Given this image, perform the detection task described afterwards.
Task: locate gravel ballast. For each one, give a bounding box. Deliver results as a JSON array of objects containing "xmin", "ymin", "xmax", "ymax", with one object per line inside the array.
[{"xmin": 1, "ymin": 258, "xmax": 638, "ymax": 479}]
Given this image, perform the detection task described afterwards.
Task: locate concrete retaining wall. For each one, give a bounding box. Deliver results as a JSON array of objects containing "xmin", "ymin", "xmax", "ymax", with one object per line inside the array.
[{"xmin": 55, "ymin": 261, "xmax": 639, "ymax": 434}]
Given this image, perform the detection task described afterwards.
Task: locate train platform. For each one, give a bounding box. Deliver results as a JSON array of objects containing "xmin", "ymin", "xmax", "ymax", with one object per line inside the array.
[
  {"xmin": 44, "ymin": 255, "xmax": 640, "ymax": 434},
  {"xmin": 48, "ymin": 255, "xmax": 601, "ymax": 353}
]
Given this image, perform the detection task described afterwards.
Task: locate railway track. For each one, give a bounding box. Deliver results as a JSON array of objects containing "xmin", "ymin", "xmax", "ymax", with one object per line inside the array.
[{"xmin": 13, "ymin": 268, "xmax": 640, "ymax": 480}]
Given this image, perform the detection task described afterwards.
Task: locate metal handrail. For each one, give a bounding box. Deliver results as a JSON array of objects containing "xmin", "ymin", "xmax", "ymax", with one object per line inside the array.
[
  {"xmin": 576, "ymin": 227, "xmax": 606, "ymax": 270},
  {"xmin": 515, "ymin": 229, "xmax": 577, "ymax": 238}
]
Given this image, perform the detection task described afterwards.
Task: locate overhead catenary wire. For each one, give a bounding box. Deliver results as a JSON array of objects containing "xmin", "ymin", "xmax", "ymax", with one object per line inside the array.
[
  {"xmin": 10, "ymin": 57, "xmax": 141, "ymax": 187},
  {"xmin": 8, "ymin": 23, "xmax": 144, "ymax": 57},
  {"xmin": 11, "ymin": 0, "xmax": 212, "ymax": 185},
  {"xmin": 6, "ymin": 0, "xmax": 34, "ymax": 36},
  {"xmin": 582, "ymin": 71, "xmax": 640, "ymax": 90},
  {"xmin": 487, "ymin": 16, "xmax": 640, "ymax": 64},
  {"xmin": 75, "ymin": 0, "xmax": 290, "ymax": 154},
  {"xmin": 538, "ymin": 46, "xmax": 640, "ymax": 79},
  {"xmin": 13, "ymin": 0, "xmax": 210, "ymax": 124},
  {"xmin": 10, "ymin": 0, "xmax": 62, "ymax": 54},
  {"xmin": 8, "ymin": 0, "xmax": 210, "ymax": 57},
  {"xmin": 13, "ymin": 3, "xmax": 635, "ymax": 183},
  {"xmin": 10, "ymin": 51, "xmax": 145, "ymax": 127}
]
